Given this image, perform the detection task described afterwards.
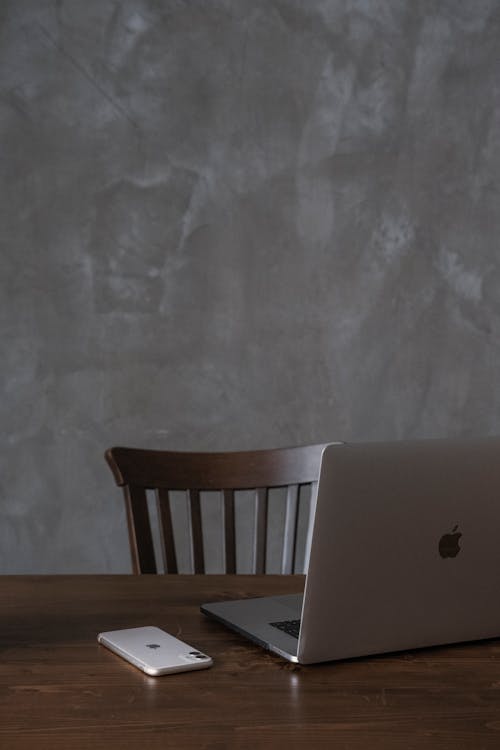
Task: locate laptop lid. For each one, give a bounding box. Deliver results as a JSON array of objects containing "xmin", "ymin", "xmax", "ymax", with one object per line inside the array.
[{"xmin": 298, "ymin": 437, "xmax": 500, "ymax": 663}]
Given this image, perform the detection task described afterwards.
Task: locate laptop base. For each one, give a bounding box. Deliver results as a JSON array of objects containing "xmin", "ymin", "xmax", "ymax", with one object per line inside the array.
[{"xmin": 201, "ymin": 593, "xmax": 302, "ymax": 662}]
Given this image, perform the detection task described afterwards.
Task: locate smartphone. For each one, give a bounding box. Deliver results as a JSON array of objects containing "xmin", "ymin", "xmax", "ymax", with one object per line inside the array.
[{"xmin": 97, "ymin": 626, "xmax": 213, "ymax": 676}]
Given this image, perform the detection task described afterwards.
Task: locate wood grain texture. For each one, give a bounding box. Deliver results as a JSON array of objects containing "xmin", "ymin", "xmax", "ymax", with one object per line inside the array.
[{"xmin": 2, "ymin": 575, "xmax": 500, "ymax": 749}]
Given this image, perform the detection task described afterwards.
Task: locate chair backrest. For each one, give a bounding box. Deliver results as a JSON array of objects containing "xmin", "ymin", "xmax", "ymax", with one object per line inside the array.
[{"xmin": 105, "ymin": 444, "xmax": 326, "ymax": 574}]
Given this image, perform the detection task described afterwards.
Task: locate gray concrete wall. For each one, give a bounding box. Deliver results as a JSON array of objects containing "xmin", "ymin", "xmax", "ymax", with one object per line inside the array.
[{"xmin": 2, "ymin": 0, "xmax": 500, "ymax": 573}]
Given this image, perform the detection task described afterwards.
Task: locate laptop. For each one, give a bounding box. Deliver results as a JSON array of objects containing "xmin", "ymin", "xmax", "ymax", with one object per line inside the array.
[{"xmin": 201, "ymin": 437, "xmax": 500, "ymax": 664}]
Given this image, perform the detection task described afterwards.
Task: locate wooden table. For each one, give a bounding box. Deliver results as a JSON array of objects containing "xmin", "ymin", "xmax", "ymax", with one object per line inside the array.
[{"xmin": 3, "ymin": 576, "xmax": 500, "ymax": 749}]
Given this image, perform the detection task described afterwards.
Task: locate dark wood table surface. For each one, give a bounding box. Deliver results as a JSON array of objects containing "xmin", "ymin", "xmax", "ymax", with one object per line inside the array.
[{"xmin": 3, "ymin": 575, "xmax": 500, "ymax": 749}]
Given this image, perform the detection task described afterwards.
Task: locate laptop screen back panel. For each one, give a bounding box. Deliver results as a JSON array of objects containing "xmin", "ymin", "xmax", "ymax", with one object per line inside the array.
[{"xmin": 298, "ymin": 438, "xmax": 500, "ymax": 664}]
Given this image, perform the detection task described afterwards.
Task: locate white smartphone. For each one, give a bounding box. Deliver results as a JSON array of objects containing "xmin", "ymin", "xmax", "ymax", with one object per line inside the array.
[{"xmin": 97, "ymin": 626, "xmax": 213, "ymax": 676}]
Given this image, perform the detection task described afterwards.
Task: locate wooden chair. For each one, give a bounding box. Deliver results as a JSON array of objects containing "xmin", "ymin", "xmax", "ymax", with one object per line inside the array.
[{"xmin": 105, "ymin": 444, "xmax": 326, "ymax": 574}]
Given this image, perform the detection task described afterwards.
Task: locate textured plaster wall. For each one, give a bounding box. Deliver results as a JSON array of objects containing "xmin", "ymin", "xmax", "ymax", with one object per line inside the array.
[{"xmin": 1, "ymin": 1, "xmax": 500, "ymax": 572}]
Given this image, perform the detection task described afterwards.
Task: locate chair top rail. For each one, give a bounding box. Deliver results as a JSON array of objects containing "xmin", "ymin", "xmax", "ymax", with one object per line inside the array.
[{"xmin": 105, "ymin": 444, "xmax": 327, "ymax": 491}]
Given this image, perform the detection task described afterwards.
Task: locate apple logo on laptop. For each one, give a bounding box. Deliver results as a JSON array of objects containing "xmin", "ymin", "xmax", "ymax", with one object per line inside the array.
[
  {"xmin": 439, "ymin": 525, "xmax": 462, "ymax": 558},
  {"xmin": 146, "ymin": 643, "xmax": 160, "ymax": 649}
]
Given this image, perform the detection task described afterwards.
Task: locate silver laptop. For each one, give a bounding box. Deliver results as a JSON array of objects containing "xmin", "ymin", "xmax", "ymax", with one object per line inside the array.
[{"xmin": 201, "ymin": 437, "xmax": 500, "ymax": 664}]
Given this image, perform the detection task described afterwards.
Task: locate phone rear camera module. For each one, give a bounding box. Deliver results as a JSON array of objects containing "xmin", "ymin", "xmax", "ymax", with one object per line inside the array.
[{"xmin": 189, "ymin": 651, "xmax": 201, "ymax": 656}]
